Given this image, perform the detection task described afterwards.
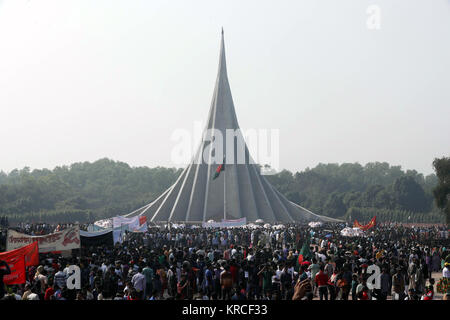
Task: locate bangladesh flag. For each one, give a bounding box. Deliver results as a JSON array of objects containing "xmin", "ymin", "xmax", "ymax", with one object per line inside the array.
[
  {"xmin": 297, "ymin": 237, "xmax": 312, "ymax": 265},
  {"xmin": 212, "ymin": 157, "xmax": 226, "ymax": 180}
]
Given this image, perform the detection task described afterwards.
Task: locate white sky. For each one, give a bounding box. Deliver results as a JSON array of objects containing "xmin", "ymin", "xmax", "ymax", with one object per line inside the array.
[{"xmin": 0, "ymin": 0, "xmax": 449, "ymax": 175}]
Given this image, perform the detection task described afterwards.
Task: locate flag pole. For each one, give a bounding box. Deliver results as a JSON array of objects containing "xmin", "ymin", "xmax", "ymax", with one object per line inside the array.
[{"xmin": 224, "ymin": 162, "xmax": 226, "ymax": 221}]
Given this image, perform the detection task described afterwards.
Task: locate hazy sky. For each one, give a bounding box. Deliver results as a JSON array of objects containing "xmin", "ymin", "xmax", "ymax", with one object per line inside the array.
[{"xmin": 0, "ymin": 0, "xmax": 449, "ymax": 175}]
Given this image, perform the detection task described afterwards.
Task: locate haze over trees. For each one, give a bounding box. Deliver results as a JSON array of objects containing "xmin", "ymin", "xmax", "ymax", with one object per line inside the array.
[
  {"xmin": 0, "ymin": 159, "xmax": 181, "ymax": 224},
  {"xmin": 265, "ymin": 161, "xmax": 442, "ymax": 224},
  {"xmin": 0, "ymin": 158, "xmax": 445, "ymax": 224}
]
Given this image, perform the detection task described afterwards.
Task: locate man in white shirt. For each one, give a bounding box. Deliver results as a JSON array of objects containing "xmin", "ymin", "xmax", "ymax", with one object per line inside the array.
[
  {"xmin": 443, "ymin": 262, "xmax": 450, "ymax": 278},
  {"xmin": 54, "ymin": 269, "xmax": 67, "ymax": 289},
  {"xmin": 131, "ymin": 267, "xmax": 146, "ymax": 299},
  {"xmin": 101, "ymin": 260, "xmax": 109, "ymax": 273}
]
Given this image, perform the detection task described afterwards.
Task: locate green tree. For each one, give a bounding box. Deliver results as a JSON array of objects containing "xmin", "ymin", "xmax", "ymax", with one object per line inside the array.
[
  {"xmin": 323, "ymin": 192, "xmax": 347, "ymax": 218},
  {"xmin": 391, "ymin": 176, "xmax": 431, "ymax": 212},
  {"xmin": 432, "ymin": 157, "xmax": 450, "ymax": 224}
]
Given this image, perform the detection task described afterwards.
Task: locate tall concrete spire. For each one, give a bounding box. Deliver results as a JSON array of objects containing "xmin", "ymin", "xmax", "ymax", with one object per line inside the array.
[{"xmin": 125, "ymin": 32, "xmax": 339, "ymax": 223}]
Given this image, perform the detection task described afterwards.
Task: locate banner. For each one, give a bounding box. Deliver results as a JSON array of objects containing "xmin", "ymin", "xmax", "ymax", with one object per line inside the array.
[
  {"xmin": 111, "ymin": 216, "xmax": 147, "ymax": 244},
  {"xmin": 113, "ymin": 215, "xmax": 141, "ymax": 230},
  {"xmin": 80, "ymin": 229, "xmax": 114, "ymax": 247},
  {"xmin": 202, "ymin": 218, "xmax": 247, "ymax": 228},
  {"xmin": 0, "ymin": 241, "xmax": 39, "ymax": 267},
  {"xmin": 6, "ymin": 226, "xmax": 81, "ymax": 253},
  {"xmin": 113, "ymin": 216, "xmax": 147, "ymax": 232}
]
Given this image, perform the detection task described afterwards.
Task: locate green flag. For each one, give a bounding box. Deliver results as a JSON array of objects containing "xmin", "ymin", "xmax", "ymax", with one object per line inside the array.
[{"xmin": 298, "ymin": 237, "xmax": 312, "ymax": 264}]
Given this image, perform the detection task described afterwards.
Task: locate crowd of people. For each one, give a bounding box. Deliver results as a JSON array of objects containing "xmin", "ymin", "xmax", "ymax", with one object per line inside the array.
[{"xmin": 0, "ymin": 221, "xmax": 449, "ymax": 301}]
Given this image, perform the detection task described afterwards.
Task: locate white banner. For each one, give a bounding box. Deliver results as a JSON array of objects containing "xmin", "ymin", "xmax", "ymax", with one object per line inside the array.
[
  {"xmin": 202, "ymin": 217, "xmax": 247, "ymax": 228},
  {"xmin": 7, "ymin": 226, "xmax": 81, "ymax": 253},
  {"xmin": 111, "ymin": 216, "xmax": 147, "ymax": 243},
  {"xmin": 113, "ymin": 216, "xmax": 140, "ymax": 231},
  {"xmin": 93, "ymin": 218, "xmax": 113, "ymax": 229}
]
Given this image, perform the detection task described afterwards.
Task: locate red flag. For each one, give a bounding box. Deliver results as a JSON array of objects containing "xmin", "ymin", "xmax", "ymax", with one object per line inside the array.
[
  {"xmin": 354, "ymin": 217, "xmax": 376, "ymax": 231},
  {"xmin": 0, "ymin": 241, "xmax": 39, "ymax": 267},
  {"xmin": 1, "ymin": 255, "xmax": 26, "ymax": 285},
  {"xmin": 353, "ymin": 219, "xmax": 362, "ymax": 228},
  {"xmin": 362, "ymin": 216, "xmax": 377, "ymax": 231},
  {"xmin": 139, "ymin": 215, "xmax": 147, "ymax": 226}
]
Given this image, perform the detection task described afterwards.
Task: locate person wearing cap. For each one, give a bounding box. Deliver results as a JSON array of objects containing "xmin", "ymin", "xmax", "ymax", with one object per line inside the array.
[{"xmin": 443, "ymin": 262, "xmax": 450, "ymax": 279}]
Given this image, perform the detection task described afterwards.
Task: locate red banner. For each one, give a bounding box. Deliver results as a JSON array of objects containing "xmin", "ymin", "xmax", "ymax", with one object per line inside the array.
[
  {"xmin": 0, "ymin": 241, "xmax": 39, "ymax": 267},
  {"xmin": 353, "ymin": 216, "xmax": 377, "ymax": 231},
  {"xmin": 0, "ymin": 254, "xmax": 26, "ymax": 285}
]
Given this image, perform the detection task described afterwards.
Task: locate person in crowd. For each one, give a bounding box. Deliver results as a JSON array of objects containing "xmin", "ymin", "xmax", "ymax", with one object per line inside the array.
[
  {"xmin": 315, "ymin": 265, "xmax": 329, "ymax": 300},
  {"xmin": 392, "ymin": 268, "xmax": 406, "ymax": 300},
  {"xmin": 131, "ymin": 266, "xmax": 145, "ymax": 299},
  {"xmin": 0, "ymin": 259, "xmax": 11, "ymax": 299},
  {"xmin": 443, "ymin": 262, "xmax": 450, "ymax": 279}
]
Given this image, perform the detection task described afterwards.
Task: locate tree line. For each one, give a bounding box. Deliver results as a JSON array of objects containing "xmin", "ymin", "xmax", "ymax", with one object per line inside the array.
[
  {"xmin": 0, "ymin": 158, "xmax": 448, "ymax": 224},
  {"xmin": 265, "ymin": 160, "xmax": 448, "ymax": 224},
  {"xmin": 0, "ymin": 158, "xmax": 181, "ymax": 224}
]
